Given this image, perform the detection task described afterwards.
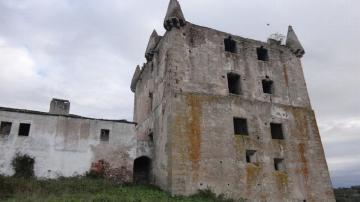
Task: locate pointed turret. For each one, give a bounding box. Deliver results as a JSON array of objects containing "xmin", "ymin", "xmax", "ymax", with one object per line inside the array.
[
  {"xmin": 286, "ymin": 26, "xmax": 305, "ymax": 58},
  {"xmin": 163, "ymin": 0, "xmax": 186, "ymax": 31},
  {"xmin": 130, "ymin": 65, "xmax": 141, "ymax": 92},
  {"xmin": 145, "ymin": 30, "xmax": 162, "ymax": 62}
]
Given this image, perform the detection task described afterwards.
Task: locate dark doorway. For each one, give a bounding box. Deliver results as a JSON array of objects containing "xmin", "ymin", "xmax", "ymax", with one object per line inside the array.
[{"xmin": 133, "ymin": 156, "xmax": 151, "ymax": 184}]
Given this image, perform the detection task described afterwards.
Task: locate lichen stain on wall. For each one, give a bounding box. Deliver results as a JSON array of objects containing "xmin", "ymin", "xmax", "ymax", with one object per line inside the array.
[
  {"xmin": 289, "ymin": 107, "xmax": 313, "ymax": 200},
  {"xmin": 275, "ymin": 171, "xmax": 289, "ymax": 194},
  {"xmin": 185, "ymin": 95, "xmax": 202, "ymax": 182},
  {"xmin": 298, "ymin": 143, "xmax": 309, "ymax": 181},
  {"xmin": 290, "ymin": 107, "xmax": 309, "ymax": 140},
  {"xmin": 283, "ymin": 64, "xmax": 289, "ymax": 87},
  {"xmin": 234, "ymin": 135, "xmax": 247, "ymax": 162},
  {"xmin": 246, "ymin": 164, "xmax": 261, "ymax": 195}
]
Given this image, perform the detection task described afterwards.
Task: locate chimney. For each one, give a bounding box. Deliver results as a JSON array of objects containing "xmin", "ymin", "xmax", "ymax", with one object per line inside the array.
[{"xmin": 49, "ymin": 98, "xmax": 70, "ymax": 115}]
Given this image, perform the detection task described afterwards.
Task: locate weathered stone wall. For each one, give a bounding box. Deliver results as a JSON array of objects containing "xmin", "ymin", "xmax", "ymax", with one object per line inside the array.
[
  {"xmin": 168, "ymin": 23, "xmax": 311, "ymax": 108},
  {"xmin": 170, "ymin": 93, "xmax": 334, "ymax": 201},
  {"xmin": 0, "ymin": 110, "xmax": 136, "ymax": 180},
  {"xmin": 133, "ymin": 30, "xmax": 178, "ymax": 190},
  {"xmin": 131, "ymin": 0, "xmax": 335, "ymax": 199},
  {"xmin": 133, "ymin": 20, "xmax": 335, "ymax": 201}
]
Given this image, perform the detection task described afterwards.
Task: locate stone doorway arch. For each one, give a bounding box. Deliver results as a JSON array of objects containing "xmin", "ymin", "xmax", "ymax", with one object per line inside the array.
[{"xmin": 133, "ymin": 156, "xmax": 151, "ymax": 184}]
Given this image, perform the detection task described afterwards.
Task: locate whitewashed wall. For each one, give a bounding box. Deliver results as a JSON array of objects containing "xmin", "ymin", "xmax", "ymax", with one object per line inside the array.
[{"xmin": 0, "ymin": 110, "xmax": 136, "ymax": 178}]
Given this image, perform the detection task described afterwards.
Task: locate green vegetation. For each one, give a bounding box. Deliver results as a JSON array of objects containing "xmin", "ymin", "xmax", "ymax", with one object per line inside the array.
[
  {"xmin": 11, "ymin": 153, "xmax": 35, "ymax": 178},
  {"xmin": 0, "ymin": 176, "xmax": 242, "ymax": 202},
  {"xmin": 334, "ymin": 186, "xmax": 360, "ymax": 202}
]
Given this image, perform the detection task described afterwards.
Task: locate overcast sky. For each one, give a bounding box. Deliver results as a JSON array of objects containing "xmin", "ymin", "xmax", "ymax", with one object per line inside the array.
[{"xmin": 0, "ymin": 0, "xmax": 359, "ymax": 188}]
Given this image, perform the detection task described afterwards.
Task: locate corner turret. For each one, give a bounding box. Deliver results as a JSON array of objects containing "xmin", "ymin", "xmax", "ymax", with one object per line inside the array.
[
  {"xmin": 164, "ymin": 0, "xmax": 186, "ymax": 31},
  {"xmin": 286, "ymin": 26, "xmax": 305, "ymax": 58},
  {"xmin": 145, "ymin": 30, "xmax": 162, "ymax": 62},
  {"xmin": 130, "ymin": 65, "xmax": 141, "ymax": 93}
]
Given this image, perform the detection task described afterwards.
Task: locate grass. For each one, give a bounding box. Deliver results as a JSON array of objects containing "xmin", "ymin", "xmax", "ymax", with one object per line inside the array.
[{"xmin": 0, "ymin": 176, "xmax": 240, "ymax": 202}]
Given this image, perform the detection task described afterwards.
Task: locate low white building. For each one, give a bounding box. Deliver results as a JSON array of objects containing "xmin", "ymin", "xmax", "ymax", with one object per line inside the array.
[{"xmin": 0, "ymin": 98, "xmax": 136, "ymax": 180}]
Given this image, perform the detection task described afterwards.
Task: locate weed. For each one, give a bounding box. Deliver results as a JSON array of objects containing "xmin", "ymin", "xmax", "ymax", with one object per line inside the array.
[{"xmin": 11, "ymin": 153, "xmax": 35, "ymax": 178}]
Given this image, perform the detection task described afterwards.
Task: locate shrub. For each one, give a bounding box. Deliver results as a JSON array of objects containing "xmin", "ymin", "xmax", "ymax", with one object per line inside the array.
[
  {"xmin": 192, "ymin": 188, "xmax": 237, "ymax": 202},
  {"xmin": 11, "ymin": 153, "xmax": 35, "ymax": 178},
  {"xmin": 0, "ymin": 175, "xmax": 14, "ymax": 199}
]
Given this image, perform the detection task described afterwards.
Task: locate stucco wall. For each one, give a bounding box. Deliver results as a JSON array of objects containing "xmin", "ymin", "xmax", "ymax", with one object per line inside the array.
[{"xmin": 0, "ymin": 110, "xmax": 136, "ymax": 179}]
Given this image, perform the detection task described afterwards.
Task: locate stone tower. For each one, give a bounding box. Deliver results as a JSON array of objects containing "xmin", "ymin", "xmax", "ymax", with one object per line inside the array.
[{"xmin": 131, "ymin": 0, "xmax": 335, "ymax": 201}]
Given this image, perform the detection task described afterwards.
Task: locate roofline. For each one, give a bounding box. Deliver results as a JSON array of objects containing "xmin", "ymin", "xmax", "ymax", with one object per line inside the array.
[{"xmin": 0, "ymin": 106, "xmax": 137, "ymax": 125}]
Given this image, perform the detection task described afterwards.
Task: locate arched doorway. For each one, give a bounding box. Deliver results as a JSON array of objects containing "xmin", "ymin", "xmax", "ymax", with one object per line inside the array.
[{"xmin": 133, "ymin": 156, "xmax": 151, "ymax": 184}]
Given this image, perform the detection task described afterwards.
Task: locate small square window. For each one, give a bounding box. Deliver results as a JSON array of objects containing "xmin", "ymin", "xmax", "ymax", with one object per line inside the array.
[
  {"xmin": 18, "ymin": 123, "xmax": 31, "ymax": 136},
  {"xmin": 224, "ymin": 36, "xmax": 236, "ymax": 53},
  {"xmin": 257, "ymin": 46, "xmax": 269, "ymax": 61},
  {"xmin": 270, "ymin": 123, "xmax": 284, "ymax": 139},
  {"xmin": 274, "ymin": 158, "xmax": 285, "ymax": 171},
  {"xmin": 227, "ymin": 73, "xmax": 241, "ymax": 95},
  {"xmin": 100, "ymin": 129, "xmax": 110, "ymax": 142},
  {"xmin": 262, "ymin": 79, "xmax": 274, "ymax": 94},
  {"xmin": 233, "ymin": 118, "xmax": 248, "ymax": 135},
  {"xmin": 246, "ymin": 150, "xmax": 256, "ymax": 163},
  {"xmin": 0, "ymin": 122, "xmax": 12, "ymax": 136}
]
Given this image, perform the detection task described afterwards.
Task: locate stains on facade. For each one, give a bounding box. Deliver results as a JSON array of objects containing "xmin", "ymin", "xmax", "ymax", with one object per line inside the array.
[
  {"xmin": 131, "ymin": 0, "xmax": 335, "ymax": 201},
  {"xmin": 0, "ymin": 100, "xmax": 136, "ymax": 181},
  {"xmin": 0, "ymin": 0, "xmax": 335, "ymax": 201}
]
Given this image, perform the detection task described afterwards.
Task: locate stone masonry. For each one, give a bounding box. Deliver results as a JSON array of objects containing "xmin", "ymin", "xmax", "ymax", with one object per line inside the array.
[{"xmin": 131, "ymin": 0, "xmax": 335, "ymax": 201}]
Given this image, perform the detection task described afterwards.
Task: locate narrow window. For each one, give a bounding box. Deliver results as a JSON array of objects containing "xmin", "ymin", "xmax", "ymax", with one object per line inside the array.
[
  {"xmin": 227, "ymin": 73, "xmax": 241, "ymax": 95},
  {"xmin": 257, "ymin": 46, "xmax": 269, "ymax": 61},
  {"xmin": 224, "ymin": 36, "xmax": 236, "ymax": 53},
  {"xmin": 270, "ymin": 123, "xmax": 284, "ymax": 139},
  {"xmin": 149, "ymin": 92, "xmax": 153, "ymax": 112},
  {"xmin": 246, "ymin": 150, "xmax": 256, "ymax": 163},
  {"xmin": 0, "ymin": 122, "xmax": 12, "ymax": 136},
  {"xmin": 18, "ymin": 123, "xmax": 31, "ymax": 136},
  {"xmin": 233, "ymin": 118, "xmax": 248, "ymax": 135},
  {"xmin": 274, "ymin": 158, "xmax": 285, "ymax": 171},
  {"xmin": 100, "ymin": 129, "xmax": 110, "ymax": 142},
  {"xmin": 262, "ymin": 79, "xmax": 274, "ymax": 94},
  {"xmin": 149, "ymin": 132, "xmax": 154, "ymax": 142}
]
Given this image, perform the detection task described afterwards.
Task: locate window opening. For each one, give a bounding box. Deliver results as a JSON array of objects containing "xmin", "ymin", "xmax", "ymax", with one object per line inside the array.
[
  {"xmin": 100, "ymin": 129, "xmax": 110, "ymax": 142},
  {"xmin": 224, "ymin": 36, "xmax": 236, "ymax": 53},
  {"xmin": 257, "ymin": 46, "xmax": 269, "ymax": 61},
  {"xmin": 18, "ymin": 123, "xmax": 31, "ymax": 137},
  {"xmin": 233, "ymin": 118, "xmax": 248, "ymax": 135},
  {"xmin": 262, "ymin": 79, "xmax": 274, "ymax": 94},
  {"xmin": 0, "ymin": 122, "xmax": 12, "ymax": 136},
  {"xmin": 270, "ymin": 123, "xmax": 284, "ymax": 139},
  {"xmin": 227, "ymin": 73, "xmax": 241, "ymax": 95}
]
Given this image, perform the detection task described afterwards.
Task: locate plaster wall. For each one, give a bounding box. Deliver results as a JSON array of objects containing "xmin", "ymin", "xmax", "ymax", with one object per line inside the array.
[{"xmin": 0, "ymin": 111, "xmax": 136, "ymax": 179}]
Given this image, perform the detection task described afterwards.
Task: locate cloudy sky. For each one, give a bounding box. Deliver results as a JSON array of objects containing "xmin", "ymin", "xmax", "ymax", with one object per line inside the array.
[{"xmin": 0, "ymin": 0, "xmax": 359, "ymax": 187}]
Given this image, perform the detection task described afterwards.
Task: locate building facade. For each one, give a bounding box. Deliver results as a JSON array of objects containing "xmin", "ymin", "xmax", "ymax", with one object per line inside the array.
[
  {"xmin": 131, "ymin": 0, "xmax": 335, "ymax": 201},
  {"xmin": 0, "ymin": 0, "xmax": 335, "ymax": 201},
  {"xmin": 0, "ymin": 99, "xmax": 136, "ymax": 180}
]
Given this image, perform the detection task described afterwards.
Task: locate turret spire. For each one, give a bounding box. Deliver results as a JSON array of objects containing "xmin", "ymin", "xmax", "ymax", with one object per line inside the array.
[
  {"xmin": 145, "ymin": 30, "xmax": 162, "ymax": 62},
  {"xmin": 163, "ymin": 0, "xmax": 186, "ymax": 31},
  {"xmin": 286, "ymin": 26, "xmax": 305, "ymax": 58},
  {"xmin": 130, "ymin": 65, "xmax": 141, "ymax": 92}
]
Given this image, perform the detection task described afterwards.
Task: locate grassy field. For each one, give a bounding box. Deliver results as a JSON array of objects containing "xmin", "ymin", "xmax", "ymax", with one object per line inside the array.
[{"xmin": 0, "ymin": 176, "xmax": 239, "ymax": 202}]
